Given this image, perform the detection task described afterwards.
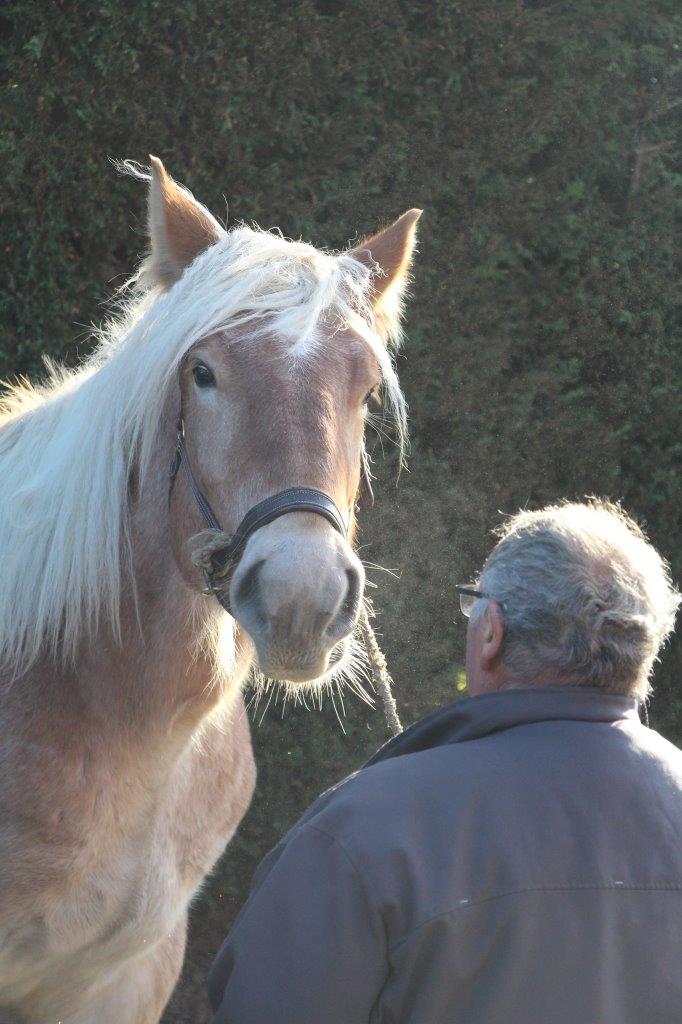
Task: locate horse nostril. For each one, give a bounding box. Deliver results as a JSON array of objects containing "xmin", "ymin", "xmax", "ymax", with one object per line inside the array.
[
  {"xmin": 343, "ymin": 567, "xmax": 362, "ymax": 618},
  {"xmin": 327, "ymin": 566, "xmax": 362, "ymax": 641},
  {"xmin": 233, "ymin": 559, "xmax": 267, "ymax": 630}
]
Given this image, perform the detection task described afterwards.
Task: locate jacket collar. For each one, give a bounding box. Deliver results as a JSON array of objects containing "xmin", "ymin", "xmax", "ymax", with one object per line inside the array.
[{"xmin": 365, "ymin": 687, "xmax": 641, "ymax": 768}]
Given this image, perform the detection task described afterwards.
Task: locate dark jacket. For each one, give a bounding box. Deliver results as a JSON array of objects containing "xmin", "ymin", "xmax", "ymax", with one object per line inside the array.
[{"xmin": 208, "ymin": 688, "xmax": 682, "ymax": 1023}]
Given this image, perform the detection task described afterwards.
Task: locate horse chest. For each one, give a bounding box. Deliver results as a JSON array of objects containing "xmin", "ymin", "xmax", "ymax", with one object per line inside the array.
[
  {"xmin": 97, "ymin": 703, "xmax": 256, "ymax": 949},
  {"xmin": 0, "ymin": 631, "xmax": 257, "ymax": 1023},
  {"xmin": 1, "ymin": 698, "xmax": 256, "ymax": 1002}
]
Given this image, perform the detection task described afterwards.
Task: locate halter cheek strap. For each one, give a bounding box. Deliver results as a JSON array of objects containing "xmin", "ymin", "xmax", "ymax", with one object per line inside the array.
[{"xmin": 169, "ymin": 421, "xmax": 348, "ymax": 612}]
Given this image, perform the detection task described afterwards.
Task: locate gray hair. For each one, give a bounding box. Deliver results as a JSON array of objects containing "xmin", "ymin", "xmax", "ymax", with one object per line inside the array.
[{"xmin": 477, "ymin": 500, "xmax": 680, "ymax": 698}]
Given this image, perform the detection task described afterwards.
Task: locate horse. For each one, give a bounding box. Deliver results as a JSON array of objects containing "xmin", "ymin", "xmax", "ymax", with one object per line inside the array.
[{"xmin": 0, "ymin": 156, "xmax": 420, "ymax": 1024}]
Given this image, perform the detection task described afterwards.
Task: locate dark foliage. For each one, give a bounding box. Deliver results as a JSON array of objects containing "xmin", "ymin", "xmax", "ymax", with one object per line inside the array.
[{"xmin": 1, "ymin": 1, "xmax": 680, "ymax": 1018}]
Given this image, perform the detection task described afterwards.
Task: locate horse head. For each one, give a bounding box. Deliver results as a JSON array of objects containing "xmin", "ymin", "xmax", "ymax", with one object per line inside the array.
[{"xmin": 143, "ymin": 158, "xmax": 420, "ymax": 687}]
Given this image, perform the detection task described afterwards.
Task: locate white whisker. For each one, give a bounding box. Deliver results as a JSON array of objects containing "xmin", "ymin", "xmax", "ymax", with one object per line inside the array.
[
  {"xmin": 362, "ymin": 560, "xmax": 402, "ymax": 580},
  {"xmin": 330, "ymin": 689, "xmax": 346, "ymax": 734},
  {"xmin": 335, "ymin": 681, "xmax": 347, "ymax": 718},
  {"xmin": 257, "ymin": 682, "xmax": 276, "ymax": 727}
]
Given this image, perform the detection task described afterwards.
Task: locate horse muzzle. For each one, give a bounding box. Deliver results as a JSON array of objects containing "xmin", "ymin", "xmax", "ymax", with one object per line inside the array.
[{"xmin": 228, "ymin": 514, "xmax": 364, "ymax": 683}]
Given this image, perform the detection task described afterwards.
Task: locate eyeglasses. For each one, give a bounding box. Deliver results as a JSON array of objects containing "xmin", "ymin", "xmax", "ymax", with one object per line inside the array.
[{"xmin": 454, "ymin": 585, "xmax": 496, "ymax": 618}]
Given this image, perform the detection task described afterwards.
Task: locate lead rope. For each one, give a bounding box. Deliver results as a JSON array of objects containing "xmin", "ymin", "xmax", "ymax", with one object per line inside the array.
[{"xmin": 358, "ymin": 605, "xmax": 403, "ymax": 737}]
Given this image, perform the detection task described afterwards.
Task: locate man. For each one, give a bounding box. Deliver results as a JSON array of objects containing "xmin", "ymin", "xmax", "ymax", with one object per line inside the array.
[{"xmin": 208, "ymin": 500, "xmax": 682, "ymax": 1023}]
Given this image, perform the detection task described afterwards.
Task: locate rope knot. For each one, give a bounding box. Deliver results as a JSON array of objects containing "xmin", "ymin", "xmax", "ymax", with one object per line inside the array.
[{"xmin": 189, "ymin": 529, "xmax": 234, "ymax": 585}]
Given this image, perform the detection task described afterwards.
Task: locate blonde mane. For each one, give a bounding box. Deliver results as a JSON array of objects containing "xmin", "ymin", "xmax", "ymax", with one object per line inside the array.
[{"xmin": 0, "ymin": 226, "xmax": 407, "ymax": 677}]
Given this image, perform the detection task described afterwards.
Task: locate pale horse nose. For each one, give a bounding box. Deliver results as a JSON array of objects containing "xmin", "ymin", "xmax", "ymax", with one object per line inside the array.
[{"xmin": 229, "ymin": 515, "xmax": 364, "ymax": 681}]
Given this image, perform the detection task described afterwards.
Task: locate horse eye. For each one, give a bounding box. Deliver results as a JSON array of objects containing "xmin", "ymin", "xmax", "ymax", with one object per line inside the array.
[
  {"xmin": 364, "ymin": 387, "xmax": 379, "ymax": 407},
  {"xmin": 192, "ymin": 363, "xmax": 216, "ymax": 388}
]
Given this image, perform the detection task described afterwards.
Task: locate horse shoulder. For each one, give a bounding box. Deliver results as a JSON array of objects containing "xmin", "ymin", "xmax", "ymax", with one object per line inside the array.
[{"xmin": 164, "ymin": 690, "xmax": 257, "ymax": 886}]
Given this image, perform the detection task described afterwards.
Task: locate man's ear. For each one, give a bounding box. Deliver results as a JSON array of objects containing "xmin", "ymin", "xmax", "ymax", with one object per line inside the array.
[
  {"xmin": 146, "ymin": 156, "xmax": 226, "ymax": 289},
  {"xmin": 351, "ymin": 209, "xmax": 422, "ymax": 342},
  {"xmin": 480, "ymin": 601, "xmax": 505, "ymax": 670}
]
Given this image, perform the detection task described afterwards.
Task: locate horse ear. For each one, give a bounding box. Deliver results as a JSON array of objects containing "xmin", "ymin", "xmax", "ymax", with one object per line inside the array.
[
  {"xmin": 351, "ymin": 209, "xmax": 422, "ymax": 339},
  {"xmin": 146, "ymin": 156, "xmax": 226, "ymax": 289}
]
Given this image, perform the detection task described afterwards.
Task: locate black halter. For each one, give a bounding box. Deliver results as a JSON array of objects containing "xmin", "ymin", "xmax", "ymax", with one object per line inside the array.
[{"xmin": 169, "ymin": 420, "xmax": 348, "ymax": 612}]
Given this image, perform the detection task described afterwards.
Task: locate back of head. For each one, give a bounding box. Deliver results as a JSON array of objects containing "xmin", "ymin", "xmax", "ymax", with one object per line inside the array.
[{"xmin": 479, "ymin": 500, "xmax": 680, "ymax": 698}]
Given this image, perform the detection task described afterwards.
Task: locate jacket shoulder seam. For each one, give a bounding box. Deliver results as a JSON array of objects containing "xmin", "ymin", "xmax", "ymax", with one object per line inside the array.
[
  {"xmin": 389, "ymin": 882, "xmax": 682, "ymax": 956},
  {"xmin": 304, "ymin": 823, "xmax": 373, "ymax": 896}
]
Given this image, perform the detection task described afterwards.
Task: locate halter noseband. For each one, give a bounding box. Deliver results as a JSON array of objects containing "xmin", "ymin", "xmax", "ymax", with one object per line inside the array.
[{"xmin": 169, "ymin": 420, "xmax": 348, "ymax": 612}]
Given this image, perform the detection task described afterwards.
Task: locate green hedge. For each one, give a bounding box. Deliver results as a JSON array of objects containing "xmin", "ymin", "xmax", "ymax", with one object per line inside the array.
[{"xmin": 2, "ymin": 1, "xmax": 680, "ymax": 1018}]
